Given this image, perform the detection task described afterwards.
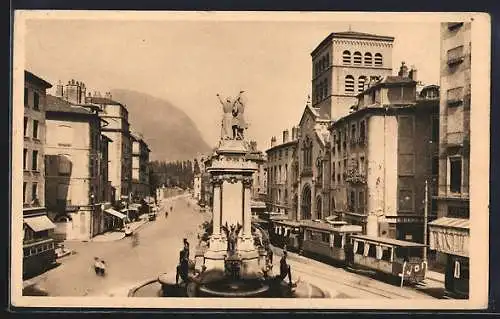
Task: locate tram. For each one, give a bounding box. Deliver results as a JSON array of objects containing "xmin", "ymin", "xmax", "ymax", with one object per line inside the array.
[
  {"xmin": 349, "ymin": 234, "xmax": 427, "ymax": 284},
  {"xmin": 269, "ymin": 219, "xmax": 303, "ymax": 252},
  {"xmin": 300, "ymin": 220, "xmax": 363, "ymax": 263}
]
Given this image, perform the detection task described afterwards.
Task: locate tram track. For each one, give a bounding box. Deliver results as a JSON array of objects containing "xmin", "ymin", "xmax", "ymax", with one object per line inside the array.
[{"xmin": 271, "ymin": 246, "xmax": 431, "ymax": 299}]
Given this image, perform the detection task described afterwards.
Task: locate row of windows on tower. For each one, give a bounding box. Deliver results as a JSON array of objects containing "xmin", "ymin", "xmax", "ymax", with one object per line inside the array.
[
  {"xmin": 343, "ymin": 51, "xmax": 383, "ymax": 67},
  {"xmin": 314, "ymin": 54, "xmax": 330, "ymax": 77},
  {"xmin": 345, "ymin": 75, "xmax": 380, "ymax": 94}
]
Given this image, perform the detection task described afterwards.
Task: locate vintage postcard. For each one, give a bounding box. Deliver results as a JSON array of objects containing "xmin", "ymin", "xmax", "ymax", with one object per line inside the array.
[{"xmin": 11, "ymin": 11, "xmax": 490, "ymax": 310}]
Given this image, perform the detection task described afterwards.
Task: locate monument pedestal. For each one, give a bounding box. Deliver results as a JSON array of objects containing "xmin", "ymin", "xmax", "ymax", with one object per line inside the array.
[{"xmin": 203, "ymin": 139, "xmax": 260, "ymax": 273}]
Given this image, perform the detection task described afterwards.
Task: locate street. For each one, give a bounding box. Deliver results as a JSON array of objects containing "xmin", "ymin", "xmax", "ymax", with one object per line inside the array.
[
  {"xmin": 25, "ymin": 194, "xmax": 210, "ymax": 297},
  {"xmin": 25, "ymin": 195, "xmax": 443, "ymax": 299}
]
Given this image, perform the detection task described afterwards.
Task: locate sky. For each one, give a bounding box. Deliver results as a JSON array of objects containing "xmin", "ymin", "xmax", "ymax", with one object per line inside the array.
[{"xmin": 23, "ymin": 13, "xmax": 441, "ymax": 153}]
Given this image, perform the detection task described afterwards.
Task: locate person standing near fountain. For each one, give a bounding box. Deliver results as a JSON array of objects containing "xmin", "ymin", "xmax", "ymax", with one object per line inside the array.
[
  {"xmin": 279, "ymin": 251, "xmax": 293, "ymax": 288},
  {"xmin": 176, "ymin": 242, "xmax": 190, "ymax": 285}
]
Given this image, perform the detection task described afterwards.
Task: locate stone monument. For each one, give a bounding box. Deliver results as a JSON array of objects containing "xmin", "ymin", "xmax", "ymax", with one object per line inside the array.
[{"xmin": 203, "ymin": 92, "xmax": 260, "ymax": 272}]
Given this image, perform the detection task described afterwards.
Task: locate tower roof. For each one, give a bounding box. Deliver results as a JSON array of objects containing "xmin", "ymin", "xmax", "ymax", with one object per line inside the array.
[{"xmin": 311, "ymin": 30, "xmax": 395, "ymax": 56}]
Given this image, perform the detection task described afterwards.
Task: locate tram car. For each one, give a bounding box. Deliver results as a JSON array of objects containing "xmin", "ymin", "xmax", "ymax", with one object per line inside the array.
[
  {"xmin": 300, "ymin": 220, "xmax": 363, "ymax": 263},
  {"xmin": 349, "ymin": 234, "xmax": 427, "ymax": 284},
  {"xmin": 269, "ymin": 219, "xmax": 303, "ymax": 252}
]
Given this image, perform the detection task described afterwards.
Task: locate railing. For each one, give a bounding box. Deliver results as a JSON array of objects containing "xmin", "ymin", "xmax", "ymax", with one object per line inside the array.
[
  {"xmin": 446, "ymin": 87, "xmax": 464, "ymax": 107},
  {"xmin": 447, "ymin": 46, "xmax": 464, "ymax": 66},
  {"xmin": 345, "ymin": 169, "xmax": 366, "ymax": 184}
]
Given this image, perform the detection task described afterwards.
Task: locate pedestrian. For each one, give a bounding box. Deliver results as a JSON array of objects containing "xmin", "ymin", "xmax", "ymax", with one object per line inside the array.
[
  {"xmin": 183, "ymin": 238, "xmax": 190, "ymax": 259},
  {"xmin": 279, "ymin": 251, "xmax": 293, "ymax": 287},
  {"xmin": 100, "ymin": 260, "xmax": 107, "ymax": 276},
  {"xmin": 93, "ymin": 257, "xmax": 101, "ymax": 275},
  {"xmin": 176, "ymin": 246, "xmax": 189, "ymax": 285}
]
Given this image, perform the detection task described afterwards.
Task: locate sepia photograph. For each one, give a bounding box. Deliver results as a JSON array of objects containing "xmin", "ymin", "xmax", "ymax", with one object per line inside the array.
[{"xmin": 11, "ymin": 11, "xmax": 490, "ymax": 310}]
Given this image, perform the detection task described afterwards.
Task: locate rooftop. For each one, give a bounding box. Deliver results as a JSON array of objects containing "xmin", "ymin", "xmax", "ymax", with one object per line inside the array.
[
  {"xmin": 311, "ymin": 30, "xmax": 395, "ymax": 56},
  {"xmin": 25, "ymin": 70, "xmax": 52, "ymax": 89},
  {"xmin": 46, "ymin": 95, "xmax": 96, "ymax": 116},
  {"xmin": 350, "ymin": 234, "xmax": 427, "ymax": 247},
  {"xmin": 87, "ymin": 96, "xmax": 123, "ymax": 106}
]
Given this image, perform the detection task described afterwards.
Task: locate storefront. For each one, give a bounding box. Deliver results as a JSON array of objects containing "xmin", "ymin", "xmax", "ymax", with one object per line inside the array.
[
  {"xmin": 103, "ymin": 208, "xmax": 127, "ymax": 230},
  {"xmin": 23, "ymin": 213, "xmax": 57, "ymax": 278},
  {"xmin": 429, "ymin": 217, "xmax": 469, "ymax": 298}
]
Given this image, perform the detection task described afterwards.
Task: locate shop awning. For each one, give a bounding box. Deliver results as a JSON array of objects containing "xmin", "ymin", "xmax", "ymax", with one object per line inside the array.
[
  {"xmin": 104, "ymin": 208, "xmax": 127, "ymax": 219},
  {"xmin": 24, "ymin": 215, "xmax": 56, "ymax": 232},
  {"xmin": 429, "ymin": 217, "xmax": 469, "ymax": 257}
]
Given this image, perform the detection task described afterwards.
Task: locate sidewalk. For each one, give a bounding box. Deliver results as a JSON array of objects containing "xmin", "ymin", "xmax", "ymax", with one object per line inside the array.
[{"xmin": 91, "ymin": 218, "xmax": 149, "ymax": 242}]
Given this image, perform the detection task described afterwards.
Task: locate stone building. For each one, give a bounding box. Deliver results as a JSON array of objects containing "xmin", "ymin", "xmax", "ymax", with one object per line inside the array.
[
  {"xmin": 328, "ymin": 62, "xmax": 439, "ymax": 242},
  {"xmin": 265, "ymin": 128, "xmax": 299, "ymax": 219},
  {"xmin": 23, "ymin": 71, "xmax": 56, "ymax": 278},
  {"xmin": 295, "ymin": 30, "xmax": 396, "ymax": 222},
  {"xmin": 130, "ymin": 131, "xmax": 151, "ymax": 199},
  {"xmin": 297, "ymin": 102, "xmax": 331, "ymax": 221},
  {"xmin": 86, "ymin": 92, "xmax": 132, "ymax": 202},
  {"xmin": 311, "ymin": 31, "xmax": 394, "ymax": 121},
  {"xmin": 428, "ymin": 22, "xmax": 471, "ymax": 298},
  {"xmin": 45, "ymin": 92, "xmax": 112, "ymax": 240}
]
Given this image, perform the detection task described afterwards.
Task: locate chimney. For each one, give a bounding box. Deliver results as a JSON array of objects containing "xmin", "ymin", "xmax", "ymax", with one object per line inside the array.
[
  {"xmin": 271, "ymin": 136, "xmax": 277, "ymax": 148},
  {"xmin": 283, "ymin": 130, "xmax": 289, "ymax": 143},
  {"xmin": 64, "ymin": 79, "xmax": 80, "ymax": 104},
  {"xmin": 80, "ymin": 82, "xmax": 86, "ymax": 104},
  {"xmin": 55, "ymin": 80, "xmax": 64, "ymax": 97},
  {"xmin": 398, "ymin": 61, "xmax": 409, "ymax": 78},
  {"xmin": 409, "ymin": 66, "xmax": 417, "ymax": 82}
]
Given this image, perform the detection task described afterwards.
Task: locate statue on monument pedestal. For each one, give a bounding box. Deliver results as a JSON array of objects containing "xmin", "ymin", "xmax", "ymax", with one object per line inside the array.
[
  {"xmin": 221, "ymin": 222, "xmax": 243, "ymax": 254},
  {"xmin": 217, "ymin": 91, "xmax": 248, "ymax": 141}
]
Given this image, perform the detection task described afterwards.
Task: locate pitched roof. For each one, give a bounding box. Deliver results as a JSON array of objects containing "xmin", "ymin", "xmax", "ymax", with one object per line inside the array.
[
  {"xmin": 357, "ymin": 76, "xmax": 417, "ymax": 97},
  {"xmin": 46, "ymin": 95, "xmax": 94, "ymax": 115},
  {"xmin": 311, "ymin": 30, "xmax": 394, "ymax": 56},
  {"xmin": 87, "ymin": 96, "xmax": 123, "ymax": 106},
  {"xmin": 25, "ymin": 70, "xmax": 52, "ymax": 89}
]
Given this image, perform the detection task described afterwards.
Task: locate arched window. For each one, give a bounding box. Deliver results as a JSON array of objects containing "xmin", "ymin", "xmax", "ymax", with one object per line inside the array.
[
  {"xmin": 358, "ymin": 76, "xmax": 367, "ymax": 93},
  {"xmin": 301, "ymin": 185, "xmax": 312, "ymax": 220},
  {"xmin": 374, "ymin": 53, "xmax": 383, "ymax": 66},
  {"xmin": 316, "ymin": 196, "xmax": 322, "ymax": 220},
  {"xmin": 345, "ymin": 75, "xmax": 355, "ymax": 94},
  {"xmin": 323, "ymin": 79, "xmax": 328, "ymax": 99},
  {"xmin": 353, "ymin": 52, "xmax": 362, "ymax": 65},
  {"xmin": 342, "ymin": 50, "xmax": 351, "ymax": 64},
  {"xmin": 364, "ymin": 52, "xmax": 372, "ymax": 65}
]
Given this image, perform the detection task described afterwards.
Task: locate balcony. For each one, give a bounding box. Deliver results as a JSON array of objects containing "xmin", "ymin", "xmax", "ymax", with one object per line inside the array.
[
  {"xmin": 345, "ymin": 169, "xmax": 366, "ymax": 184},
  {"xmin": 447, "ymin": 22, "xmax": 464, "ymax": 31},
  {"xmin": 447, "ymin": 46, "xmax": 465, "ymax": 66},
  {"xmin": 446, "ymin": 87, "xmax": 464, "ymax": 107}
]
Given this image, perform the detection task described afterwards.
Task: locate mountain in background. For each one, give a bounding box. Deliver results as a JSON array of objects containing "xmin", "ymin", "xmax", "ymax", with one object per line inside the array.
[{"xmin": 110, "ymin": 89, "xmax": 211, "ymax": 162}]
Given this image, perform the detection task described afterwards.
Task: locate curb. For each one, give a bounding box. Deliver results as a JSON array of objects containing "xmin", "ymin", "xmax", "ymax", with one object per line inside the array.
[{"xmin": 127, "ymin": 277, "xmax": 159, "ymax": 297}]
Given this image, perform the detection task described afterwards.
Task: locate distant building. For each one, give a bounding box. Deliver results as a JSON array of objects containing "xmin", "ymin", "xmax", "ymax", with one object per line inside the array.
[
  {"xmin": 23, "ymin": 71, "xmax": 56, "ymax": 278},
  {"xmin": 193, "ymin": 158, "xmax": 202, "ymax": 202},
  {"xmin": 428, "ymin": 22, "xmax": 471, "ymax": 298},
  {"xmin": 265, "ymin": 128, "xmax": 299, "ymax": 219},
  {"xmin": 45, "ymin": 92, "xmax": 112, "ymax": 240},
  {"xmin": 86, "ymin": 91, "xmax": 132, "ymax": 202},
  {"xmin": 328, "ymin": 62, "xmax": 439, "ymax": 241},
  {"xmin": 130, "ymin": 131, "xmax": 151, "ymax": 199}
]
